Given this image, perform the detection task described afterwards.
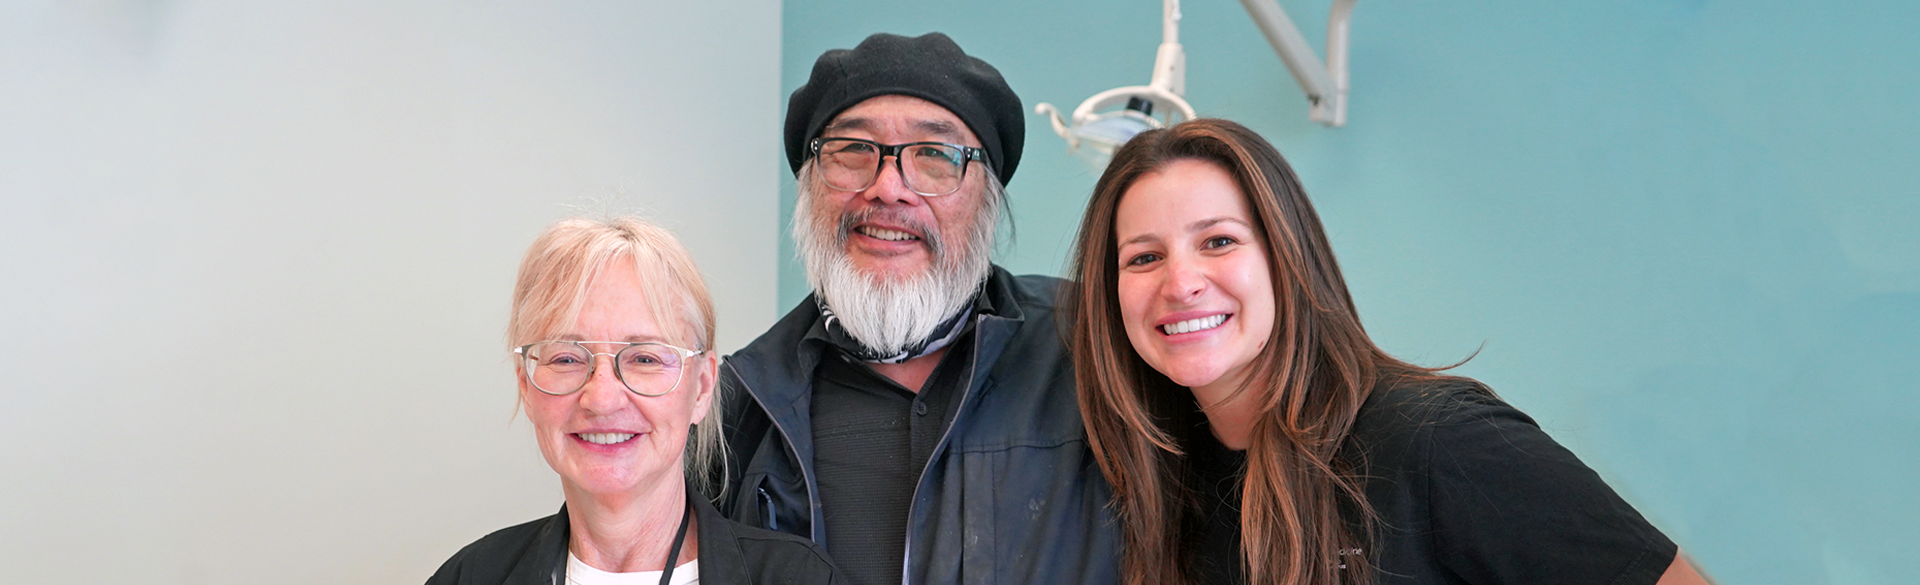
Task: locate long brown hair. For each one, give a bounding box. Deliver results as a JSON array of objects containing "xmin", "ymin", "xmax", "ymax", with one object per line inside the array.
[{"xmin": 1068, "ymin": 119, "xmax": 1455, "ymax": 585}]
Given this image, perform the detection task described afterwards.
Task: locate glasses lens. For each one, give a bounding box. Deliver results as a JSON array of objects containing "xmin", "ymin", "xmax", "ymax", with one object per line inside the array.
[
  {"xmin": 817, "ymin": 139, "xmax": 879, "ymax": 191},
  {"xmin": 904, "ymin": 144, "xmax": 966, "ymax": 195},
  {"xmin": 524, "ymin": 342, "xmax": 591, "ymax": 395},
  {"xmin": 616, "ymin": 344, "xmax": 688, "ymax": 396}
]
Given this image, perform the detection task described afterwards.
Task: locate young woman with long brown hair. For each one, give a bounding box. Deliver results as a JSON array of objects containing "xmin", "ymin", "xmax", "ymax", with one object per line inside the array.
[{"xmin": 1066, "ymin": 119, "xmax": 1707, "ymax": 585}]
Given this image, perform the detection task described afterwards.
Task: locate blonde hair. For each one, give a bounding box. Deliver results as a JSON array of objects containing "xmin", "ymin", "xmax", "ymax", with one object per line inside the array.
[{"xmin": 507, "ymin": 215, "xmax": 724, "ymax": 496}]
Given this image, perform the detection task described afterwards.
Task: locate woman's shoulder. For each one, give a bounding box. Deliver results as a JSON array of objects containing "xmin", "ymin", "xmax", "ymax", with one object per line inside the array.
[
  {"xmin": 729, "ymin": 520, "xmax": 842, "ymax": 566},
  {"xmin": 1342, "ymin": 374, "xmax": 1549, "ymax": 478},
  {"xmin": 1353, "ymin": 375, "xmax": 1515, "ymax": 435},
  {"xmin": 427, "ymin": 512, "xmax": 566, "ymax": 585},
  {"xmin": 696, "ymin": 497, "xmax": 847, "ymax": 585}
]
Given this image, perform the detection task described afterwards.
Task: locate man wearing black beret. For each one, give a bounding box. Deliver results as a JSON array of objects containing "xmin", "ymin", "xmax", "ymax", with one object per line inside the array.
[{"xmin": 713, "ymin": 32, "xmax": 1120, "ymax": 585}]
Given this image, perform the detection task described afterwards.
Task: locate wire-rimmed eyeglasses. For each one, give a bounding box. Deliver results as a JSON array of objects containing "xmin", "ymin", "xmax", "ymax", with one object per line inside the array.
[
  {"xmin": 809, "ymin": 137, "xmax": 987, "ymax": 197},
  {"xmin": 513, "ymin": 341, "xmax": 706, "ymax": 397}
]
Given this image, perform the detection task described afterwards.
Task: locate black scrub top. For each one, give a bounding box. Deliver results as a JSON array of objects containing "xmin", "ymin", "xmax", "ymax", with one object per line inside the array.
[{"xmin": 1183, "ymin": 378, "xmax": 1677, "ymax": 584}]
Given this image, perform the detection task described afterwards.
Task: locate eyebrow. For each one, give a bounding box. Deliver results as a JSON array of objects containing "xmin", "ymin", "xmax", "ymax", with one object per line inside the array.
[
  {"xmin": 1189, "ymin": 216, "xmax": 1251, "ymax": 232},
  {"xmin": 820, "ymin": 118, "xmax": 871, "ymax": 135},
  {"xmin": 1117, "ymin": 216, "xmax": 1253, "ymax": 248},
  {"xmin": 913, "ymin": 119, "xmax": 964, "ymax": 141}
]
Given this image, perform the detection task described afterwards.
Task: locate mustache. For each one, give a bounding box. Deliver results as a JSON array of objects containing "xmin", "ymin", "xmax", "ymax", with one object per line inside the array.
[{"xmin": 836, "ymin": 207, "xmax": 945, "ymax": 261}]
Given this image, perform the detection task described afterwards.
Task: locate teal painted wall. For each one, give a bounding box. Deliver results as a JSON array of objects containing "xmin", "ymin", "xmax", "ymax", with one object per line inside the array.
[{"xmin": 781, "ymin": 1, "xmax": 1920, "ymax": 582}]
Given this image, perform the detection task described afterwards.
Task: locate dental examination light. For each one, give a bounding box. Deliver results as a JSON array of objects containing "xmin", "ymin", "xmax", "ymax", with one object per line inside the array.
[
  {"xmin": 1035, "ymin": 0, "xmax": 1197, "ymax": 160},
  {"xmin": 1035, "ymin": 0, "xmax": 1357, "ymax": 159}
]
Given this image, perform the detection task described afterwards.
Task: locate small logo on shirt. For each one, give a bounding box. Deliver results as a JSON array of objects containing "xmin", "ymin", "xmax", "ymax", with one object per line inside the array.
[{"xmin": 1337, "ymin": 548, "xmax": 1364, "ymax": 570}]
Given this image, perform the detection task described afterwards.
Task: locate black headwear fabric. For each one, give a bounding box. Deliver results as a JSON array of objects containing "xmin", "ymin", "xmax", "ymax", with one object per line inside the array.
[{"xmin": 784, "ymin": 32, "xmax": 1025, "ymax": 185}]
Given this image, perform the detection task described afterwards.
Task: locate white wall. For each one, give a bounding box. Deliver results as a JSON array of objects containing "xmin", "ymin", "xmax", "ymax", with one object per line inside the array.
[{"xmin": 0, "ymin": 1, "xmax": 781, "ymax": 582}]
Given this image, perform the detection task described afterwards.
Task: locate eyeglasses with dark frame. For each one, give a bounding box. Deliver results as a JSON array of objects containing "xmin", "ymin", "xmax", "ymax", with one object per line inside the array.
[
  {"xmin": 513, "ymin": 341, "xmax": 707, "ymax": 397},
  {"xmin": 808, "ymin": 137, "xmax": 988, "ymax": 197}
]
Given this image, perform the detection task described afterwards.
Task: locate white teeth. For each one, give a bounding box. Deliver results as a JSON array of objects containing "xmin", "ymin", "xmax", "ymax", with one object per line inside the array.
[
  {"xmin": 579, "ymin": 433, "xmax": 637, "ymax": 445},
  {"xmin": 861, "ymin": 226, "xmax": 915, "ymax": 241},
  {"xmin": 1162, "ymin": 314, "xmax": 1228, "ymax": 335}
]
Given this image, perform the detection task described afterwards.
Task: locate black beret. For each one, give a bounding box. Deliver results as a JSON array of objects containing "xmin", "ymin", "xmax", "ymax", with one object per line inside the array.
[{"xmin": 784, "ymin": 32, "xmax": 1025, "ymax": 185}]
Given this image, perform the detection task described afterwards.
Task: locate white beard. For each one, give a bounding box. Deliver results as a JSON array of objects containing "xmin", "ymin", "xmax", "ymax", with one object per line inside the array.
[{"xmin": 793, "ymin": 166, "xmax": 1000, "ymax": 356}]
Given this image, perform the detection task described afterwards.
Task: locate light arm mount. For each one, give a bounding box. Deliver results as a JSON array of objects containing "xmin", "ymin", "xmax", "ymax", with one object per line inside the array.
[{"xmin": 1237, "ymin": 0, "xmax": 1356, "ymax": 127}]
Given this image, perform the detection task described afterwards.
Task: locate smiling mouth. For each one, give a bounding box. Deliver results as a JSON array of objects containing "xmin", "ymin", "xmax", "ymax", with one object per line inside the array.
[
  {"xmin": 1160, "ymin": 314, "xmax": 1229, "ymax": 335},
  {"xmin": 856, "ymin": 226, "xmax": 919, "ymax": 242},
  {"xmin": 576, "ymin": 433, "xmax": 637, "ymax": 445}
]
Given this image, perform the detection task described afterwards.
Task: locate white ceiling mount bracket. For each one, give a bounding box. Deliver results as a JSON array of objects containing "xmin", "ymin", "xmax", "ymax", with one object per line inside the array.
[{"xmin": 1238, "ymin": 0, "xmax": 1356, "ymax": 127}]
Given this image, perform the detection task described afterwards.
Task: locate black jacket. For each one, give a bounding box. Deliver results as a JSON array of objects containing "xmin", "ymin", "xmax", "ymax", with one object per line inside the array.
[
  {"xmin": 427, "ymin": 488, "xmax": 846, "ymax": 585},
  {"xmin": 714, "ymin": 267, "xmax": 1121, "ymax": 585}
]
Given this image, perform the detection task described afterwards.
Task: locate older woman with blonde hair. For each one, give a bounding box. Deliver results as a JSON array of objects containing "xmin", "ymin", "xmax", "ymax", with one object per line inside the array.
[{"xmin": 431, "ymin": 215, "xmax": 845, "ymax": 585}]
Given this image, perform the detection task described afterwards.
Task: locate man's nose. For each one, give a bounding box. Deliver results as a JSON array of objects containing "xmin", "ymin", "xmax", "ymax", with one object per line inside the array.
[{"xmin": 860, "ymin": 157, "xmax": 920, "ymax": 205}]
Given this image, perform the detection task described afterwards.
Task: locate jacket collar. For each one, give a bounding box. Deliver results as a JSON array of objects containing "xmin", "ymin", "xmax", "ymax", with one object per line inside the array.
[
  {"xmin": 516, "ymin": 489, "xmax": 750, "ymax": 584},
  {"xmin": 511, "ymin": 501, "xmax": 568, "ymax": 584}
]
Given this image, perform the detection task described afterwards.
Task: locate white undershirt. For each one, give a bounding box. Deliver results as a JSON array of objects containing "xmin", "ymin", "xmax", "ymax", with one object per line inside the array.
[{"xmin": 566, "ymin": 551, "xmax": 699, "ymax": 585}]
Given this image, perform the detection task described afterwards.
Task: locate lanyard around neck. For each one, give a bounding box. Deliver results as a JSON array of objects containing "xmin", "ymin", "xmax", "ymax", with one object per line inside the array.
[{"xmin": 655, "ymin": 500, "xmax": 694, "ymax": 585}]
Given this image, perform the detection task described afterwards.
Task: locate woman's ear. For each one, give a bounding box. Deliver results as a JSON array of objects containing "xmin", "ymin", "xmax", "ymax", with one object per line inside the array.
[
  {"xmin": 511, "ymin": 365, "xmax": 531, "ymax": 420},
  {"xmin": 688, "ymin": 353, "xmax": 717, "ymax": 425},
  {"xmin": 514, "ymin": 366, "xmax": 537, "ymax": 412}
]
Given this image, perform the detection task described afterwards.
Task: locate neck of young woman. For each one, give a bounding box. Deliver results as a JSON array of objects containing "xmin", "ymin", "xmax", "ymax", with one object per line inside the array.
[
  {"xmin": 564, "ymin": 474, "xmax": 699, "ymax": 573},
  {"xmin": 1191, "ymin": 377, "xmax": 1257, "ymax": 451}
]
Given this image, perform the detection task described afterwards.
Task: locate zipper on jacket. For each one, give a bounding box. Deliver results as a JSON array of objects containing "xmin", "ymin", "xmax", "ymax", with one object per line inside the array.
[
  {"xmin": 725, "ymin": 359, "xmax": 821, "ymax": 542},
  {"xmin": 758, "ymin": 486, "xmax": 778, "ymax": 531},
  {"xmin": 900, "ymin": 313, "xmax": 990, "ymax": 585}
]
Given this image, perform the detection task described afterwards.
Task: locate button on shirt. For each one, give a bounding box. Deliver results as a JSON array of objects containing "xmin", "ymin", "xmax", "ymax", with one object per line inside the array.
[{"xmin": 807, "ymin": 321, "xmax": 977, "ymax": 585}]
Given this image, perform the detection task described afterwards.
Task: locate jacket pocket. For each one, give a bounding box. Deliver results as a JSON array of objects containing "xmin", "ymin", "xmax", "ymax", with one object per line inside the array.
[{"xmin": 738, "ymin": 471, "xmax": 810, "ymax": 538}]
